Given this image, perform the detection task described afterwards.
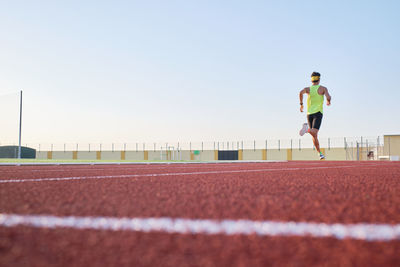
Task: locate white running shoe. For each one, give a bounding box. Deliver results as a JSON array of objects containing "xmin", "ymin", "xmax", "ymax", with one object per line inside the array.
[
  {"xmin": 299, "ymin": 123, "xmax": 309, "ymax": 136},
  {"xmin": 320, "ymin": 153, "xmax": 325, "ymax": 160}
]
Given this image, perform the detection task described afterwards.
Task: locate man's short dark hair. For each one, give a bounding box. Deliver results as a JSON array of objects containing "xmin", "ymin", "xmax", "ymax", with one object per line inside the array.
[{"xmin": 311, "ymin": 72, "xmax": 321, "ymax": 77}]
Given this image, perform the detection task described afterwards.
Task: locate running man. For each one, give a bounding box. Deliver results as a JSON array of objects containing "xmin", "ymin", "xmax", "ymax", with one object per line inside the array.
[{"xmin": 298, "ymin": 72, "xmax": 331, "ymax": 160}]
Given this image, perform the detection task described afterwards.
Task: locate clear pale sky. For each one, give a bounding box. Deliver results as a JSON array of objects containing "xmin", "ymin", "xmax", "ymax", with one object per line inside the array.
[{"xmin": 1, "ymin": 0, "xmax": 399, "ymax": 146}]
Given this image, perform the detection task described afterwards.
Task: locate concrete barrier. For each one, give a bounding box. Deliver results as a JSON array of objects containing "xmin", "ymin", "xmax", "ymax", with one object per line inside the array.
[{"xmin": 32, "ymin": 147, "xmax": 364, "ymax": 161}]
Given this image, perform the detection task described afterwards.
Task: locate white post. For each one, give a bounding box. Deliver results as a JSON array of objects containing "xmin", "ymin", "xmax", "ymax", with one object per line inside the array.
[{"xmin": 18, "ymin": 90, "xmax": 23, "ymax": 159}]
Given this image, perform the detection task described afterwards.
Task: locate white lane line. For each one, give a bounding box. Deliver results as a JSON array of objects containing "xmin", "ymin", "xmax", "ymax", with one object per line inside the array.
[
  {"xmin": 0, "ymin": 165, "xmax": 377, "ymax": 184},
  {"xmin": 0, "ymin": 213, "xmax": 399, "ymax": 241},
  {"xmin": 0, "ymin": 162, "xmax": 385, "ymax": 173},
  {"xmin": 0, "ymin": 165, "xmax": 380, "ymax": 183},
  {"xmin": 0, "ymin": 165, "xmax": 268, "ymax": 175},
  {"xmin": 0, "ymin": 163, "xmax": 281, "ymax": 173}
]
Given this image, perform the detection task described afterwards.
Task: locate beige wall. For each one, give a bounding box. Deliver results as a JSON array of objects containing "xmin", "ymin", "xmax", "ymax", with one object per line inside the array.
[
  {"xmin": 100, "ymin": 151, "xmax": 122, "ymax": 160},
  {"xmin": 36, "ymin": 151, "xmax": 48, "ymax": 160},
  {"xmin": 325, "ymin": 148, "xmax": 347, "ymax": 160},
  {"xmin": 266, "ymin": 149, "xmax": 287, "ymax": 160},
  {"xmin": 180, "ymin": 151, "xmax": 191, "ymax": 161},
  {"xmin": 75, "ymin": 152, "xmax": 97, "ymax": 160},
  {"xmin": 384, "ymin": 135, "xmax": 400, "ymax": 157},
  {"xmin": 292, "ymin": 148, "xmax": 319, "ymax": 160},
  {"xmin": 148, "ymin": 150, "xmax": 193, "ymax": 161},
  {"xmin": 52, "ymin": 151, "xmax": 74, "ymax": 160},
  {"xmin": 125, "ymin": 151, "xmax": 146, "ymax": 161},
  {"xmin": 33, "ymin": 146, "xmax": 377, "ymax": 161},
  {"xmin": 197, "ymin": 150, "xmax": 215, "ymax": 161},
  {"xmin": 148, "ymin": 151, "xmax": 161, "ymax": 161},
  {"xmin": 242, "ymin": 150, "xmax": 263, "ymax": 160}
]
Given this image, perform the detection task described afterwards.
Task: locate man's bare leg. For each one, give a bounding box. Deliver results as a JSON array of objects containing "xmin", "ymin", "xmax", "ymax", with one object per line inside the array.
[{"xmin": 309, "ymin": 128, "xmax": 321, "ymax": 153}]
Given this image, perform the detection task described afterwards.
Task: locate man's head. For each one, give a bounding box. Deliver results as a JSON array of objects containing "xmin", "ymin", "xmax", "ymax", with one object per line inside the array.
[{"xmin": 311, "ymin": 72, "xmax": 321, "ymax": 84}]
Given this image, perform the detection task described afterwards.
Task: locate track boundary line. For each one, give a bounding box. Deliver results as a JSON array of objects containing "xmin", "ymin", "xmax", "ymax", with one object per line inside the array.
[
  {"xmin": 0, "ymin": 160, "xmax": 286, "ymax": 166},
  {"xmin": 0, "ymin": 164, "xmax": 381, "ymax": 183},
  {"xmin": 0, "ymin": 161, "xmax": 384, "ymax": 173},
  {"xmin": 1, "ymin": 213, "xmax": 399, "ymax": 241}
]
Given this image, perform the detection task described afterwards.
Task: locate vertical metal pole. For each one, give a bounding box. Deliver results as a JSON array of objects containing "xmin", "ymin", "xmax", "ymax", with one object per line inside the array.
[
  {"xmin": 100, "ymin": 143, "xmax": 102, "ymax": 152},
  {"xmin": 227, "ymin": 142, "xmax": 229, "ymax": 150},
  {"xmin": 357, "ymin": 142, "xmax": 360, "ymax": 161},
  {"xmin": 278, "ymin": 140, "xmax": 280, "ymax": 151},
  {"xmin": 143, "ymin": 143, "xmax": 145, "ymax": 151},
  {"xmin": 241, "ymin": 141, "xmax": 243, "ymax": 150},
  {"xmin": 351, "ymin": 142, "xmax": 353, "ymax": 160},
  {"xmin": 218, "ymin": 142, "xmax": 220, "ymax": 150},
  {"xmin": 299, "ymin": 139, "xmax": 301, "ymax": 151},
  {"xmin": 51, "ymin": 144, "xmax": 53, "ymax": 152},
  {"xmin": 136, "ymin": 143, "xmax": 138, "ymax": 152},
  {"xmin": 64, "ymin": 144, "xmax": 66, "ymax": 153},
  {"xmin": 112, "ymin": 143, "xmax": 114, "ymax": 152},
  {"xmin": 377, "ymin": 137, "xmax": 380, "ymax": 157},
  {"xmin": 124, "ymin": 143, "xmax": 126, "ymax": 152},
  {"xmin": 253, "ymin": 140, "xmax": 256, "ymax": 151},
  {"xmin": 351, "ymin": 142, "xmax": 354, "ymax": 160},
  {"xmin": 360, "ymin": 136, "xmax": 363, "ymax": 159},
  {"xmin": 89, "ymin": 144, "xmax": 90, "ymax": 152},
  {"xmin": 190, "ymin": 142, "xmax": 192, "ymax": 152},
  {"xmin": 328, "ymin": 138, "xmax": 330, "ymax": 150},
  {"xmin": 76, "ymin": 143, "xmax": 78, "ymax": 151},
  {"xmin": 18, "ymin": 91, "xmax": 23, "ymax": 159},
  {"xmin": 154, "ymin": 143, "xmax": 156, "ymax": 152}
]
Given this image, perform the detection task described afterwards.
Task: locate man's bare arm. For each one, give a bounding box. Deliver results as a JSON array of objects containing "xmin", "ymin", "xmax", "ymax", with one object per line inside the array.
[
  {"xmin": 299, "ymin": 87, "xmax": 309, "ymax": 112},
  {"xmin": 324, "ymin": 87, "xmax": 331, "ymax": 105}
]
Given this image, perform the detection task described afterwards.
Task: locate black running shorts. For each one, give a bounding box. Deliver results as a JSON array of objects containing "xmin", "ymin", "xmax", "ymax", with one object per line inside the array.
[{"xmin": 307, "ymin": 112, "xmax": 323, "ymax": 130}]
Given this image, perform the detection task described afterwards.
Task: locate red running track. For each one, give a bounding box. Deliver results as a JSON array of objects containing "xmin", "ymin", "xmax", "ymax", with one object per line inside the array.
[{"xmin": 0, "ymin": 161, "xmax": 400, "ymax": 266}]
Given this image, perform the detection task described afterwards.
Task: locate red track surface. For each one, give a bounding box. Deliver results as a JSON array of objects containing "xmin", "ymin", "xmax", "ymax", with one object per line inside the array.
[{"xmin": 1, "ymin": 161, "xmax": 400, "ymax": 266}]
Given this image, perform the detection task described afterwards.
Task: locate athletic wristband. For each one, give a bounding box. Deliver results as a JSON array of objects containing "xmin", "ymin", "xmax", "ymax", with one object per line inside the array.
[{"xmin": 300, "ymin": 103, "xmax": 303, "ymax": 105}]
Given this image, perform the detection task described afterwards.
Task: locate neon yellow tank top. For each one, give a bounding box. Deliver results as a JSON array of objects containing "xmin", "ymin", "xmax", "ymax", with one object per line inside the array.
[{"xmin": 307, "ymin": 85, "xmax": 324, "ymax": 114}]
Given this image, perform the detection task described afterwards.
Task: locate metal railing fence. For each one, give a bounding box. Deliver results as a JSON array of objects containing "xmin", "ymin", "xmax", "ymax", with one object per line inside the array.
[{"xmin": 2, "ymin": 136, "xmax": 384, "ymax": 154}]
